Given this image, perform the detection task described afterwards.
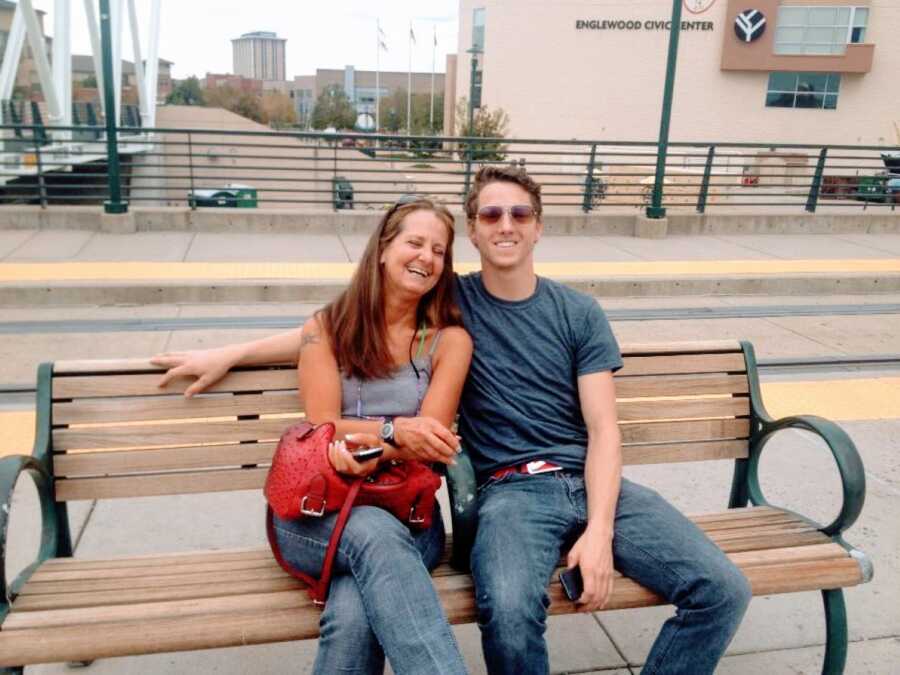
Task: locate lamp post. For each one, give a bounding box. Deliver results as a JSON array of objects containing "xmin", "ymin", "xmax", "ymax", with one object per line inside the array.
[
  {"xmin": 646, "ymin": 0, "xmax": 683, "ymax": 219},
  {"xmin": 463, "ymin": 46, "xmax": 482, "ymax": 197},
  {"xmin": 99, "ymin": 0, "xmax": 127, "ymax": 214}
]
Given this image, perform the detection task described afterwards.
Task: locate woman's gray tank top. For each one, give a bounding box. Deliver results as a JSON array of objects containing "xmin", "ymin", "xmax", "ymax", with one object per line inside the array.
[{"xmin": 340, "ymin": 330, "xmax": 443, "ymax": 419}]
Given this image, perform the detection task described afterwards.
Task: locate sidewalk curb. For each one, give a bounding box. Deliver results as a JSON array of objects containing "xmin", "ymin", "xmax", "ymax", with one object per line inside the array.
[{"xmin": 2, "ymin": 273, "xmax": 898, "ymax": 306}]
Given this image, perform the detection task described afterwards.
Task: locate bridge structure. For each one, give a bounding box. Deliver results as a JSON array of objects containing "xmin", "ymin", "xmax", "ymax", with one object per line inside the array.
[{"xmin": 0, "ymin": 0, "xmax": 161, "ymax": 187}]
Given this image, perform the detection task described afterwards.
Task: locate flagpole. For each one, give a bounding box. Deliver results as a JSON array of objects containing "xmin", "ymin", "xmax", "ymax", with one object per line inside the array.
[
  {"xmin": 407, "ymin": 21, "xmax": 413, "ymax": 135},
  {"xmin": 376, "ymin": 19, "xmax": 381, "ymax": 133},
  {"xmin": 430, "ymin": 26, "xmax": 435, "ymax": 132}
]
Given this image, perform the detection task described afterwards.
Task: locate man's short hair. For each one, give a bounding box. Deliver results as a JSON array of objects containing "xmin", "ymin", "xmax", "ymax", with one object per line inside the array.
[{"xmin": 464, "ymin": 165, "xmax": 543, "ymax": 222}]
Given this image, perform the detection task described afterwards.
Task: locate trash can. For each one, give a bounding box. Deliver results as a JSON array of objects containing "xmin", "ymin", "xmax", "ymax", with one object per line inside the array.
[
  {"xmin": 188, "ymin": 188, "xmax": 238, "ymax": 208},
  {"xmin": 332, "ymin": 176, "xmax": 354, "ymax": 209},
  {"xmin": 856, "ymin": 175, "xmax": 886, "ymax": 202},
  {"xmin": 226, "ymin": 184, "xmax": 258, "ymax": 208}
]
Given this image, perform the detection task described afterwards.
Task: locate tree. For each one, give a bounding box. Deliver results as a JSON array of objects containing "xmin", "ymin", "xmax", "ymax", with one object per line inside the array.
[
  {"xmin": 310, "ymin": 85, "xmax": 357, "ymax": 130},
  {"xmin": 80, "ymin": 74, "xmax": 98, "ymax": 88},
  {"xmin": 166, "ymin": 76, "xmax": 205, "ymax": 105},
  {"xmin": 377, "ymin": 90, "xmax": 443, "ymax": 134},
  {"xmin": 261, "ymin": 91, "xmax": 297, "ymax": 128},
  {"xmin": 454, "ymin": 97, "xmax": 510, "ymax": 161},
  {"xmin": 203, "ymin": 85, "xmax": 264, "ymax": 124}
]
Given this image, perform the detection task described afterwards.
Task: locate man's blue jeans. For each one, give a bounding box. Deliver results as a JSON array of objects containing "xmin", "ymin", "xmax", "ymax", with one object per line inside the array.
[
  {"xmin": 273, "ymin": 504, "xmax": 466, "ymax": 675},
  {"xmin": 471, "ymin": 473, "xmax": 751, "ymax": 675}
]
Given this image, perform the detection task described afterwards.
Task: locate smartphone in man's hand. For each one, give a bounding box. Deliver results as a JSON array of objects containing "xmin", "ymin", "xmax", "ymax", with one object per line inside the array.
[{"xmin": 559, "ymin": 566, "xmax": 584, "ymax": 602}]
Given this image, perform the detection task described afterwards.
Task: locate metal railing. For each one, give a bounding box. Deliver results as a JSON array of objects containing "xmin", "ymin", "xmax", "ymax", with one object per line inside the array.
[{"xmin": 1, "ymin": 123, "xmax": 898, "ymax": 213}]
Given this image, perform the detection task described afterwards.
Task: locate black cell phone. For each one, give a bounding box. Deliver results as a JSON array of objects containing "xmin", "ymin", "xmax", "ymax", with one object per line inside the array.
[
  {"xmin": 559, "ymin": 566, "xmax": 583, "ymax": 602},
  {"xmin": 351, "ymin": 446, "xmax": 384, "ymax": 463}
]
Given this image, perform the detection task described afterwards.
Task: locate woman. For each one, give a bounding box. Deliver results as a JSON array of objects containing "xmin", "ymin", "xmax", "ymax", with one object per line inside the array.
[{"xmin": 154, "ymin": 198, "xmax": 472, "ymax": 675}]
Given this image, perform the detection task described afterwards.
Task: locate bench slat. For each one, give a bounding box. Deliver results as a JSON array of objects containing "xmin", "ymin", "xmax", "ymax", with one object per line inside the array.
[
  {"xmin": 616, "ymin": 353, "xmax": 746, "ymax": 377},
  {"xmin": 52, "ymin": 419, "xmax": 295, "ymax": 452},
  {"xmin": 622, "ymin": 440, "xmax": 747, "ymax": 464},
  {"xmin": 620, "ymin": 418, "xmax": 749, "ymax": 444},
  {"xmin": 55, "ymin": 468, "xmax": 270, "ymax": 501},
  {"xmin": 52, "ymin": 369, "xmax": 297, "ymax": 400},
  {"xmin": 615, "ymin": 373, "xmax": 749, "ymax": 399},
  {"xmin": 0, "ymin": 558, "xmax": 862, "ymax": 666},
  {"xmin": 7, "ymin": 542, "xmax": 851, "ymax": 632},
  {"xmin": 53, "ymin": 442, "xmax": 278, "ymax": 477},
  {"xmin": 617, "ymin": 397, "xmax": 748, "ymax": 421},
  {"xmin": 20, "ymin": 511, "xmax": 823, "ymax": 594},
  {"xmin": 620, "ymin": 341, "xmax": 742, "ymax": 356},
  {"xmin": 53, "ymin": 392, "xmax": 302, "ymax": 425}
]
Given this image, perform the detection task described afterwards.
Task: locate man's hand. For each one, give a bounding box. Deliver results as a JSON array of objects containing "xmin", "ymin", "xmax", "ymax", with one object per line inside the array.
[
  {"xmin": 393, "ymin": 416, "xmax": 460, "ymax": 465},
  {"xmin": 151, "ymin": 346, "xmax": 243, "ymax": 398},
  {"xmin": 566, "ymin": 525, "xmax": 615, "ymax": 612}
]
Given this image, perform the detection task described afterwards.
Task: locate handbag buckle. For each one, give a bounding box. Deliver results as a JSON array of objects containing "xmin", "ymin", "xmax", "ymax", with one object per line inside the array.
[
  {"xmin": 408, "ymin": 505, "xmax": 425, "ymax": 524},
  {"xmin": 300, "ymin": 495, "xmax": 326, "ymax": 517}
]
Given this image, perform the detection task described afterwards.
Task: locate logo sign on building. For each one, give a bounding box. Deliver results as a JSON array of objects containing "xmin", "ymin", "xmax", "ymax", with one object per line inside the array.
[{"xmin": 734, "ymin": 9, "xmax": 766, "ymax": 43}]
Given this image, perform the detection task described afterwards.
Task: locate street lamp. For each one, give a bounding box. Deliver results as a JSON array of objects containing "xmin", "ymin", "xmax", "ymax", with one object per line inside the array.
[{"xmin": 463, "ymin": 46, "xmax": 483, "ymax": 196}]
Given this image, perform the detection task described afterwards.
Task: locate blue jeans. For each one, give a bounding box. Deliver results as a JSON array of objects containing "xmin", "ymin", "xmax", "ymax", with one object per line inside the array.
[
  {"xmin": 471, "ymin": 473, "xmax": 751, "ymax": 675},
  {"xmin": 274, "ymin": 504, "xmax": 466, "ymax": 675}
]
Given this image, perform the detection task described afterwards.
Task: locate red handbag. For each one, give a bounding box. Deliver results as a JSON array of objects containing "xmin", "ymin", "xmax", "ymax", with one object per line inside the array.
[{"xmin": 264, "ymin": 421, "xmax": 442, "ymax": 605}]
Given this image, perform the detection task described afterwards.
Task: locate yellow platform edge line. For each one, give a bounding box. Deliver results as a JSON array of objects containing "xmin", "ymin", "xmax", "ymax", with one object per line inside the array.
[
  {"xmin": 1, "ymin": 377, "xmax": 896, "ymax": 458},
  {"xmin": 0, "ymin": 259, "xmax": 898, "ymax": 283}
]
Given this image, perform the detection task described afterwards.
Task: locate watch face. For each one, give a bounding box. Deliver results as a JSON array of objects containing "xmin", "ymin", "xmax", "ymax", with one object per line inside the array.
[
  {"xmin": 381, "ymin": 421, "xmax": 394, "ymax": 438},
  {"xmin": 684, "ymin": 0, "xmax": 717, "ymax": 14}
]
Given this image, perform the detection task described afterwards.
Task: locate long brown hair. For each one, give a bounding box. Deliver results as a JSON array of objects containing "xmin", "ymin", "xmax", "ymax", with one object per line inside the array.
[{"xmin": 319, "ymin": 198, "xmax": 462, "ymax": 379}]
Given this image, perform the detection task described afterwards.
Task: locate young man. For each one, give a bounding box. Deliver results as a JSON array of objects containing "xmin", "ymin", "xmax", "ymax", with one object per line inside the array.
[{"xmin": 154, "ymin": 166, "xmax": 751, "ymax": 674}]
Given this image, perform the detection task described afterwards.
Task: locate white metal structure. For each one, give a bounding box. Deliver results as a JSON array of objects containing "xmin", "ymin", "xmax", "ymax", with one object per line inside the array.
[
  {"xmin": 0, "ymin": 0, "xmax": 162, "ymax": 128},
  {"xmin": 0, "ymin": 0, "xmax": 162, "ymax": 185}
]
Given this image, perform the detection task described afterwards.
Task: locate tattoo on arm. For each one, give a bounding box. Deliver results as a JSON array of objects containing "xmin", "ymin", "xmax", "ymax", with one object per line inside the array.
[{"xmin": 300, "ymin": 332, "xmax": 321, "ymax": 351}]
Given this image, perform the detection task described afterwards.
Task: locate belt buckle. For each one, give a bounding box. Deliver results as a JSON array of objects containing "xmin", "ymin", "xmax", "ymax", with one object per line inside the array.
[{"xmin": 525, "ymin": 460, "xmax": 562, "ymax": 475}]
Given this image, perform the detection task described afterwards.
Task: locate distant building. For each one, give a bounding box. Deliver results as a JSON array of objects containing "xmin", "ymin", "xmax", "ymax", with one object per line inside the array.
[
  {"xmin": 204, "ymin": 72, "xmax": 263, "ymax": 95},
  {"xmin": 295, "ymin": 66, "xmax": 446, "ymax": 130},
  {"xmin": 232, "ymin": 31, "xmax": 286, "ymax": 81},
  {"xmin": 71, "ymin": 55, "xmax": 174, "ymax": 100}
]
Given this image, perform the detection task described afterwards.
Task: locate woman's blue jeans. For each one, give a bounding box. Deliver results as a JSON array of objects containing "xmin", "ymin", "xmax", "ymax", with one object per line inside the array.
[
  {"xmin": 471, "ymin": 474, "xmax": 752, "ymax": 675},
  {"xmin": 273, "ymin": 503, "xmax": 466, "ymax": 675}
]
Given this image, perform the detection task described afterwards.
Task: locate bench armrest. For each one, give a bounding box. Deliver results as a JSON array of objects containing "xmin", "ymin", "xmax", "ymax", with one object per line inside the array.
[
  {"xmin": 747, "ymin": 415, "xmax": 865, "ymax": 537},
  {"xmin": 0, "ymin": 454, "xmax": 59, "ymax": 620},
  {"xmin": 445, "ymin": 448, "xmax": 478, "ymax": 572}
]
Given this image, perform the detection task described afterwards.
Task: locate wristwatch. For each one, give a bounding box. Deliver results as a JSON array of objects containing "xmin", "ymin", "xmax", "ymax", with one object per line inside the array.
[{"xmin": 380, "ymin": 416, "xmax": 396, "ymax": 446}]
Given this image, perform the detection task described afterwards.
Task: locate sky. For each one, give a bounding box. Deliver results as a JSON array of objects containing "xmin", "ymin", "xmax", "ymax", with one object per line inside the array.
[{"xmin": 30, "ymin": 0, "xmax": 461, "ymax": 80}]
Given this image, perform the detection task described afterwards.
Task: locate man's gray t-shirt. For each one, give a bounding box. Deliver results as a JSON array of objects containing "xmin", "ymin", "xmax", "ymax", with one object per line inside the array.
[{"xmin": 455, "ymin": 273, "xmax": 622, "ymax": 481}]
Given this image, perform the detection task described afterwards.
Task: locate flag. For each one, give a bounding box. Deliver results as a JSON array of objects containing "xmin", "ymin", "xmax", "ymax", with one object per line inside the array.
[
  {"xmin": 410, "ymin": 25, "xmax": 416, "ymax": 44},
  {"xmin": 378, "ymin": 21, "xmax": 387, "ymax": 51}
]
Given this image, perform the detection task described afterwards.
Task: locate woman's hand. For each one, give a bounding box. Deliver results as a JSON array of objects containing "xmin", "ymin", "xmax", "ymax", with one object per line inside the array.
[
  {"xmin": 328, "ymin": 435, "xmax": 380, "ymax": 477},
  {"xmin": 393, "ymin": 416, "xmax": 460, "ymax": 465},
  {"xmin": 151, "ymin": 346, "xmax": 244, "ymax": 398}
]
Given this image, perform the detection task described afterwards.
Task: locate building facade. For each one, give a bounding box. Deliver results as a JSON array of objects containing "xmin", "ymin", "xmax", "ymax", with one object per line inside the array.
[
  {"xmin": 295, "ymin": 66, "xmax": 446, "ymax": 130},
  {"xmin": 232, "ymin": 31, "xmax": 286, "ymax": 82},
  {"xmin": 451, "ymin": 0, "xmax": 898, "ymax": 145}
]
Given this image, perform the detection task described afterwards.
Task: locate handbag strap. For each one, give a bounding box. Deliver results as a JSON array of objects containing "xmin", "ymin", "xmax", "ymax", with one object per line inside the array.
[{"xmin": 266, "ymin": 477, "xmax": 364, "ymax": 606}]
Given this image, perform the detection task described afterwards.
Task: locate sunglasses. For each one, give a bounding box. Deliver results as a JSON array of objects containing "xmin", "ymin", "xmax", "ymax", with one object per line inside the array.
[{"xmin": 477, "ymin": 204, "xmax": 537, "ymax": 225}]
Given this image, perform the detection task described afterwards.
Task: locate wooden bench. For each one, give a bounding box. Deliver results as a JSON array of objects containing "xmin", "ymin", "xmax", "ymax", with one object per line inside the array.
[{"xmin": 0, "ymin": 340, "xmax": 872, "ymax": 673}]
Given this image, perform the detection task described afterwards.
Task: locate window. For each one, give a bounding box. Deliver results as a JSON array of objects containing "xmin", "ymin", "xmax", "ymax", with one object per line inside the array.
[
  {"xmin": 472, "ymin": 8, "xmax": 486, "ymax": 51},
  {"xmin": 775, "ymin": 6, "xmax": 869, "ymax": 55},
  {"xmin": 765, "ymin": 72, "xmax": 841, "ymax": 109}
]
